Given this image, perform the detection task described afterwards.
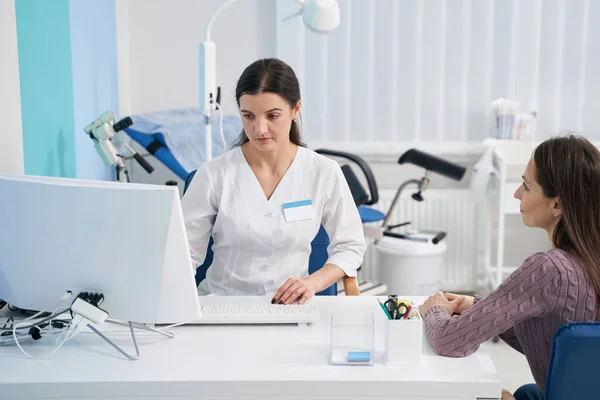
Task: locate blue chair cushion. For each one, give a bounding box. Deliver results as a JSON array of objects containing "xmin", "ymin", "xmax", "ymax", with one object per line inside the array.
[
  {"xmin": 125, "ymin": 128, "xmax": 188, "ymax": 180},
  {"xmin": 358, "ymin": 206, "xmax": 385, "ymax": 223}
]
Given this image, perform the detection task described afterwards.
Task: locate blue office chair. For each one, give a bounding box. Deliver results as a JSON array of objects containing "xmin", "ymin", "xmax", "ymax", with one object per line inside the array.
[
  {"xmin": 183, "ymin": 170, "xmax": 353, "ymax": 296},
  {"xmin": 543, "ymin": 322, "xmax": 600, "ymax": 400}
]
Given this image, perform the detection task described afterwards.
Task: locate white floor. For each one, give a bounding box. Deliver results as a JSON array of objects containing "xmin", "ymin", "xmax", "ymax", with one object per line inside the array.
[{"xmin": 484, "ymin": 339, "xmax": 535, "ymax": 394}]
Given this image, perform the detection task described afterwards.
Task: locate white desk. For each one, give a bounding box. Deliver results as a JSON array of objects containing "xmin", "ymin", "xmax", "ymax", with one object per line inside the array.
[{"xmin": 0, "ymin": 296, "xmax": 501, "ymax": 400}]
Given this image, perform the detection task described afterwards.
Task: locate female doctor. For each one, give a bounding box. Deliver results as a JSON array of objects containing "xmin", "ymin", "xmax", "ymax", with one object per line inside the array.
[{"xmin": 181, "ymin": 58, "xmax": 367, "ymax": 304}]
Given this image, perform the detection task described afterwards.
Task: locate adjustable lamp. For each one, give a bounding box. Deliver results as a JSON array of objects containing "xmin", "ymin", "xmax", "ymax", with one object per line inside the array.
[{"xmin": 199, "ymin": 0, "xmax": 341, "ymax": 161}]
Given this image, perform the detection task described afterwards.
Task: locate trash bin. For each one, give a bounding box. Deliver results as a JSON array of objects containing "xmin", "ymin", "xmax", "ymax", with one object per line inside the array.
[{"xmin": 374, "ymin": 232, "xmax": 447, "ymax": 296}]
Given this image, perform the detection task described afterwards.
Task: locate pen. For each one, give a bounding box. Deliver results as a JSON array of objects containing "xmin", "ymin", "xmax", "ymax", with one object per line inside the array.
[{"xmin": 377, "ymin": 299, "xmax": 392, "ymax": 320}]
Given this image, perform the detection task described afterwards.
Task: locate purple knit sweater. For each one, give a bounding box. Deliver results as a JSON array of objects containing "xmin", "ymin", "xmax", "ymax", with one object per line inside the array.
[{"xmin": 422, "ymin": 248, "xmax": 596, "ymax": 389}]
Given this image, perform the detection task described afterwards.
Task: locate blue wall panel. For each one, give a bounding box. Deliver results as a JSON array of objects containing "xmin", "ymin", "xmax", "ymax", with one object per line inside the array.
[{"xmin": 15, "ymin": 0, "xmax": 76, "ymax": 177}]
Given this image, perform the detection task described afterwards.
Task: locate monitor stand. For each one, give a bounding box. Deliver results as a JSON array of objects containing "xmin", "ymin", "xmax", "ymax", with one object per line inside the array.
[{"xmin": 86, "ymin": 319, "xmax": 174, "ymax": 361}]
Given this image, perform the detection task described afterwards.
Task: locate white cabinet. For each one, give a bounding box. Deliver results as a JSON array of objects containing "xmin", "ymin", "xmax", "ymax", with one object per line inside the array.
[{"xmin": 483, "ymin": 139, "xmax": 537, "ymax": 289}]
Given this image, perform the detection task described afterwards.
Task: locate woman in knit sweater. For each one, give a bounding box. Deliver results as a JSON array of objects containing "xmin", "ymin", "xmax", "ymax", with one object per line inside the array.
[{"xmin": 419, "ymin": 135, "xmax": 600, "ymax": 400}]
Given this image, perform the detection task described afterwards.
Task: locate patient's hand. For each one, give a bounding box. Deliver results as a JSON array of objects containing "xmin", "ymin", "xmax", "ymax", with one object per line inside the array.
[
  {"xmin": 443, "ymin": 292, "xmax": 475, "ymax": 314},
  {"xmin": 272, "ymin": 277, "xmax": 317, "ymax": 305},
  {"xmin": 419, "ymin": 292, "xmax": 465, "ymax": 316}
]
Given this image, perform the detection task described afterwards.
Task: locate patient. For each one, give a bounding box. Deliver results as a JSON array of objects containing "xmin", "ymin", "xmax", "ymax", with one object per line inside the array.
[{"xmin": 419, "ymin": 135, "xmax": 600, "ymax": 400}]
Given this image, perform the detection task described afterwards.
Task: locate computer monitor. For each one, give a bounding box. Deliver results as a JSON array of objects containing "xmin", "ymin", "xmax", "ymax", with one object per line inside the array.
[{"xmin": 0, "ymin": 174, "xmax": 201, "ymax": 324}]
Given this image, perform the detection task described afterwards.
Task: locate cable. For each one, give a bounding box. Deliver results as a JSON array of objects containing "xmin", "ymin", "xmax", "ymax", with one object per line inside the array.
[
  {"xmin": 0, "ymin": 320, "xmax": 70, "ymax": 346},
  {"xmin": 1, "ymin": 317, "xmax": 72, "ymax": 346},
  {"xmin": 12, "ymin": 316, "xmax": 85, "ymax": 358},
  {"xmin": 23, "ymin": 291, "xmax": 72, "ymax": 322},
  {"xmin": 0, "ymin": 307, "xmax": 71, "ymax": 333},
  {"xmin": 215, "ymin": 101, "xmax": 227, "ymax": 153},
  {"xmin": 5, "ymin": 292, "xmax": 104, "ymax": 357},
  {"xmin": 4, "ymin": 291, "xmax": 72, "ymax": 319}
]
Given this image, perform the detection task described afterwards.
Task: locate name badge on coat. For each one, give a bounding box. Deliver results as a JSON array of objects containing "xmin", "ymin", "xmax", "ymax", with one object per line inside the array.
[{"xmin": 282, "ymin": 199, "xmax": 313, "ymax": 222}]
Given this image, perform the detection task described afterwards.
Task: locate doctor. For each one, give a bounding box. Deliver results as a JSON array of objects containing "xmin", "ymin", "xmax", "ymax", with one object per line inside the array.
[{"xmin": 182, "ymin": 58, "xmax": 366, "ymax": 304}]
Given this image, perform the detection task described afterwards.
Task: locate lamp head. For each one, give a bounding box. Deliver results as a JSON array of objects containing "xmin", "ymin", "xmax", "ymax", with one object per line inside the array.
[
  {"xmin": 283, "ymin": 0, "xmax": 340, "ymax": 34},
  {"xmin": 300, "ymin": 0, "xmax": 340, "ymax": 33}
]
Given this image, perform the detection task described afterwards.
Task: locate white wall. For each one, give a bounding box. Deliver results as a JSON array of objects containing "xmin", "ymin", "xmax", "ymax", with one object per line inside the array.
[
  {"xmin": 0, "ymin": 0, "xmax": 24, "ymax": 175},
  {"xmin": 117, "ymin": 0, "xmax": 276, "ymax": 116},
  {"xmin": 277, "ymin": 0, "xmax": 600, "ymax": 155}
]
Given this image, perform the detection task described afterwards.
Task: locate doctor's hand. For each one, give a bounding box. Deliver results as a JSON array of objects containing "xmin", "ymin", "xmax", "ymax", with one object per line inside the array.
[
  {"xmin": 272, "ymin": 278, "xmax": 318, "ymax": 305},
  {"xmin": 419, "ymin": 292, "xmax": 465, "ymax": 316}
]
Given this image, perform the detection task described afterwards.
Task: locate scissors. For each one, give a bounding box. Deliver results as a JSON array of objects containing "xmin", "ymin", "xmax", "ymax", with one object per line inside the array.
[{"xmin": 383, "ymin": 296, "xmax": 411, "ymax": 320}]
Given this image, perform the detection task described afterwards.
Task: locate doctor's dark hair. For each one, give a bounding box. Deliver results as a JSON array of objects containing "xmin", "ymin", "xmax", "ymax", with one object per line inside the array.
[
  {"xmin": 534, "ymin": 134, "xmax": 600, "ymax": 319},
  {"xmin": 233, "ymin": 58, "xmax": 305, "ymax": 147}
]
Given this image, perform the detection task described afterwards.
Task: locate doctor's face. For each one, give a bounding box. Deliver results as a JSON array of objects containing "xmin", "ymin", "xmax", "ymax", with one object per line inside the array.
[{"xmin": 239, "ymin": 92, "xmax": 301, "ymax": 152}]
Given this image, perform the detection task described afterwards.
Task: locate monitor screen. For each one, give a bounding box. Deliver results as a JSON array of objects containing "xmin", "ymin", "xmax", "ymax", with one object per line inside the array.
[{"xmin": 0, "ymin": 174, "xmax": 201, "ymax": 324}]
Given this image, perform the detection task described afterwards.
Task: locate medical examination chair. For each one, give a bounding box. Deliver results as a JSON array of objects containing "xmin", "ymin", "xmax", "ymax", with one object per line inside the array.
[{"xmin": 183, "ymin": 170, "xmax": 359, "ymax": 296}]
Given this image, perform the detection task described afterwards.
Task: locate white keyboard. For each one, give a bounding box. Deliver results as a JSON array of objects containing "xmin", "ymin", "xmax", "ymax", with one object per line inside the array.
[{"xmin": 193, "ymin": 303, "xmax": 320, "ymax": 325}]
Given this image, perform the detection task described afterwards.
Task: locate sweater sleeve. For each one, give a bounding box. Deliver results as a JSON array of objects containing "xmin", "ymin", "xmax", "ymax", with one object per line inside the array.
[
  {"xmin": 473, "ymin": 292, "xmax": 524, "ymax": 353},
  {"xmin": 422, "ymin": 253, "xmax": 561, "ymax": 357},
  {"xmin": 498, "ymin": 327, "xmax": 524, "ymax": 354}
]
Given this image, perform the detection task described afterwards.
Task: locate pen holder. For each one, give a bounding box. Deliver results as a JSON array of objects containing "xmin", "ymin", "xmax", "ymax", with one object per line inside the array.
[
  {"xmin": 330, "ymin": 312, "xmax": 375, "ymax": 366},
  {"xmin": 385, "ymin": 316, "xmax": 423, "ymax": 365}
]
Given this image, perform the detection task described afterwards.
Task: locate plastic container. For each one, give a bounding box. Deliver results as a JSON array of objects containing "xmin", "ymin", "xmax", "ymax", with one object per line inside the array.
[
  {"xmin": 375, "ymin": 233, "xmax": 447, "ymax": 295},
  {"xmin": 330, "ymin": 312, "xmax": 375, "ymax": 366},
  {"xmin": 385, "ymin": 315, "xmax": 423, "ymax": 365}
]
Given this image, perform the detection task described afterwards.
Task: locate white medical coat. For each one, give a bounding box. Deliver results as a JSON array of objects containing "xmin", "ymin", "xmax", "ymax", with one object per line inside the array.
[{"xmin": 181, "ymin": 146, "xmax": 367, "ymax": 295}]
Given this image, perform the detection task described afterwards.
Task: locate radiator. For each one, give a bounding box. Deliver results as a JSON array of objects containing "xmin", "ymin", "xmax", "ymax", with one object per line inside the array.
[{"xmin": 362, "ymin": 189, "xmax": 481, "ymax": 292}]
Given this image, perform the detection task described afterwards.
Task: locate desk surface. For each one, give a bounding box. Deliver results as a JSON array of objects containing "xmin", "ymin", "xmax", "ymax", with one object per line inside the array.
[{"xmin": 0, "ymin": 296, "xmax": 501, "ymax": 400}]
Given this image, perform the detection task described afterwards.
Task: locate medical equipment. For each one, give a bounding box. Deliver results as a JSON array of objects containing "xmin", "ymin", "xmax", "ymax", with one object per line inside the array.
[
  {"xmin": 371, "ymin": 150, "xmax": 466, "ymax": 295},
  {"xmin": 378, "ymin": 149, "xmax": 467, "ymax": 242},
  {"xmin": 0, "ymin": 174, "xmax": 201, "ymax": 359},
  {"xmin": 84, "ymin": 110, "xmax": 154, "ymax": 182},
  {"xmin": 200, "ymin": 0, "xmax": 341, "ymax": 161},
  {"xmin": 124, "ymin": 109, "xmax": 243, "ymax": 180},
  {"xmin": 376, "ymin": 228, "xmax": 448, "ymax": 296}
]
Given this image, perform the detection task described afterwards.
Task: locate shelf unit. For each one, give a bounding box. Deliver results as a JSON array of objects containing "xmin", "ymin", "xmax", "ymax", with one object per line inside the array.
[{"xmin": 483, "ymin": 138, "xmax": 537, "ymax": 289}]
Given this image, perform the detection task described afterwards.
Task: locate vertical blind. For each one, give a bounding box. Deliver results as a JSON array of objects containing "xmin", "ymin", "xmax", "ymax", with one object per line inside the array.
[{"xmin": 275, "ymin": 0, "xmax": 600, "ymax": 154}]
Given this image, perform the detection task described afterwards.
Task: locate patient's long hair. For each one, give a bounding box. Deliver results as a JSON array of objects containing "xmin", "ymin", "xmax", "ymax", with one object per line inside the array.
[
  {"xmin": 534, "ymin": 134, "xmax": 600, "ymax": 319},
  {"xmin": 233, "ymin": 58, "xmax": 305, "ymax": 147}
]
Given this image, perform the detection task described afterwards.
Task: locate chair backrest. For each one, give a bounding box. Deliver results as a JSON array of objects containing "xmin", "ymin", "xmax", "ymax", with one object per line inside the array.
[
  {"xmin": 183, "ymin": 170, "xmax": 338, "ymax": 295},
  {"xmin": 314, "ymin": 149, "xmax": 379, "ymax": 206},
  {"xmin": 545, "ymin": 322, "xmax": 600, "ymax": 400},
  {"xmin": 314, "ymin": 149, "xmax": 385, "ymax": 227}
]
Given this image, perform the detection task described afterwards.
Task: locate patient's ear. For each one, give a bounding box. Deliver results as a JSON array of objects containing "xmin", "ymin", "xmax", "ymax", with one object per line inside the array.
[{"xmin": 552, "ymin": 198, "xmax": 562, "ymax": 218}]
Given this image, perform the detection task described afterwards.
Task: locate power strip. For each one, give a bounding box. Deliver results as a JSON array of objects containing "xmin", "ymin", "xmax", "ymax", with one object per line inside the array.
[{"xmin": 71, "ymin": 298, "xmax": 108, "ymax": 325}]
